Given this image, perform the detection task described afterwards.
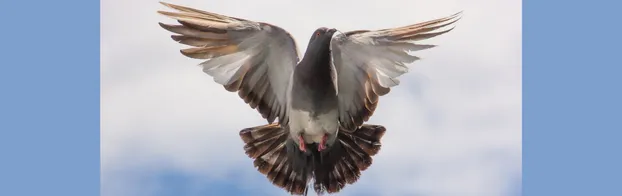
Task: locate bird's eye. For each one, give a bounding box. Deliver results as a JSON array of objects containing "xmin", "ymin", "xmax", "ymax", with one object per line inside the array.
[{"xmin": 316, "ymin": 31, "xmax": 321, "ymax": 37}]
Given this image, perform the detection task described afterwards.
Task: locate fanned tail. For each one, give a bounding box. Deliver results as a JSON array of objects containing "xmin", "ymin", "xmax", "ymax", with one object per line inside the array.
[
  {"xmin": 240, "ymin": 124, "xmax": 387, "ymax": 195},
  {"xmin": 312, "ymin": 124, "xmax": 387, "ymax": 194},
  {"xmin": 239, "ymin": 124, "xmax": 311, "ymax": 195}
]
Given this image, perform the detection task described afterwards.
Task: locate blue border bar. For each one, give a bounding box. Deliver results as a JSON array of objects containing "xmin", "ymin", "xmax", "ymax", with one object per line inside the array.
[
  {"xmin": 0, "ymin": 0, "xmax": 100, "ymax": 195},
  {"xmin": 524, "ymin": 0, "xmax": 622, "ymax": 195}
]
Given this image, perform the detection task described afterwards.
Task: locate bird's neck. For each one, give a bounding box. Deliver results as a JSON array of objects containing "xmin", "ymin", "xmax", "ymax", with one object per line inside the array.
[{"xmin": 297, "ymin": 49, "xmax": 332, "ymax": 78}]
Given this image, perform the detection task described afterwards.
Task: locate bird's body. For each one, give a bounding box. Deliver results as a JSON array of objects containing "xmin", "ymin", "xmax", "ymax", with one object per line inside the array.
[
  {"xmin": 289, "ymin": 28, "xmax": 340, "ymax": 151},
  {"xmin": 157, "ymin": 2, "xmax": 461, "ymax": 195}
]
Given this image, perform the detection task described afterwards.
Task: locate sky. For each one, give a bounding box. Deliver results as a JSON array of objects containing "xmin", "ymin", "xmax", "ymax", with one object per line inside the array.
[{"xmin": 101, "ymin": 0, "xmax": 521, "ymax": 195}]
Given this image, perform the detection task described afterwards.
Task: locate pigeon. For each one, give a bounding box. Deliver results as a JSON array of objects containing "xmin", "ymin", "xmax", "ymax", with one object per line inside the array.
[{"xmin": 157, "ymin": 2, "xmax": 461, "ymax": 195}]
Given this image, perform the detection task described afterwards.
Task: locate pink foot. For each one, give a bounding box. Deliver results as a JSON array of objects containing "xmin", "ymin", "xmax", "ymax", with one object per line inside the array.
[
  {"xmin": 318, "ymin": 134, "xmax": 328, "ymax": 151},
  {"xmin": 298, "ymin": 135, "xmax": 307, "ymax": 152}
]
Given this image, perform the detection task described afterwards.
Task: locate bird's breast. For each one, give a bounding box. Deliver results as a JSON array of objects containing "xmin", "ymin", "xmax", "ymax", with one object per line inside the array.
[
  {"xmin": 289, "ymin": 67, "xmax": 338, "ymax": 111},
  {"xmin": 287, "ymin": 109, "xmax": 339, "ymax": 143}
]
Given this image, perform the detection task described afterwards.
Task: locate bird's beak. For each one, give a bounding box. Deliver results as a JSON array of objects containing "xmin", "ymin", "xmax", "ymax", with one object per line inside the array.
[{"xmin": 328, "ymin": 28, "xmax": 337, "ymax": 34}]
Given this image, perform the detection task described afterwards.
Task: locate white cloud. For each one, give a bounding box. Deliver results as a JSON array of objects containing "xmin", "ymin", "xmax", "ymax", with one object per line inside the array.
[{"xmin": 101, "ymin": 0, "xmax": 521, "ymax": 195}]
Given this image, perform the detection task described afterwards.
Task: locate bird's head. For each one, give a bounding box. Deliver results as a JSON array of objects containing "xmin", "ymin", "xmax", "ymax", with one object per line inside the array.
[{"xmin": 305, "ymin": 27, "xmax": 337, "ymax": 55}]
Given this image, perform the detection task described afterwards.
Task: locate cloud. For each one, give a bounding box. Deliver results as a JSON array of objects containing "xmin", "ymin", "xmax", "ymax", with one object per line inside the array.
[{"xmin": 101, "ymin": 0, "xmax": 521, "ymax": 195}]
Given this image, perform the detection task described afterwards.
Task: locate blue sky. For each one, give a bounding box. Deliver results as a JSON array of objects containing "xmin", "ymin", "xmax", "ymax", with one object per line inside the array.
[
  {"xmin": 101, "ymin": 0, "xmax": 521, "ymax": 195},
  {"xmin": 137, "ymin": 170, "xmax": 269, "ymax": 196},
  {"xmin": 110, "ymin": 167, "xmax": 520, "ymax": 196},
  {"xmin": 118, "ymin": 169, "xmax": 383, "ymax": 196}
]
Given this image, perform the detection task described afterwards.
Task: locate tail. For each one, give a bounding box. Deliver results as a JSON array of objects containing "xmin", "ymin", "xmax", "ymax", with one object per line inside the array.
[
  {"xmin": 311, "ymin": 124, "xmax": 387, "ymax": 194},
  {"xmin": 239, "ymin": 124, "xmax": 387, "ymax": 195},
  {"xmin": 239, "ymin": 123, "xmax": 311, "ymax": 195}
]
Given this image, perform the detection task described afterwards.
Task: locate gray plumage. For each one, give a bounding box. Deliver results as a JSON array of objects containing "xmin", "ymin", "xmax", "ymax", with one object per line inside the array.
[{"xmin": 157, "ymin": 2, "xmax": 462, "ymax": 195}]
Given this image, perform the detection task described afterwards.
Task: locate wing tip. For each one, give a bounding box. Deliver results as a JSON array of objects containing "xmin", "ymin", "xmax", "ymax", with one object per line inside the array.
[
  {"xmin": 444, "ymin": 10, "xmax": 464, "ymax": 27},
  {"xmin": 159, "ymin": 1, "xmax": 182, "ymax": 10},
  {"xmin": 434, "ymin": 11, "xmax": 463, "ymax": 29},
  {"xmin": 157, "ymin": 22, "xmax": 178, "ymax": 33},
  {"xmin": 453, "ymin": 10, "xmax": 464, "ymax": 18},
  {"xmin": 156, "ymin": 10, "xmax": 177, "ymax": 18},
  {"xmin": 157, "ymin": 1, "xmax": 179, "ymax": 14}
]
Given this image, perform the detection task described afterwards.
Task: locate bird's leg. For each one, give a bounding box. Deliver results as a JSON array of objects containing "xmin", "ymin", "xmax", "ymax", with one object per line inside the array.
[
  {"xmin": 298, "ymin": 135, "xmax": 307, "ymax": 152},
  {"xmin": 318, "ymin": 134, "xmax": 328, "ymax": 151}
]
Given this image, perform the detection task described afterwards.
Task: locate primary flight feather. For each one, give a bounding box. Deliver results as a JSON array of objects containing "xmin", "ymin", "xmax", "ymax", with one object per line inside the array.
[{"xmin": 157, "ymin": 2, "xmax": 462, "ymax": 195}]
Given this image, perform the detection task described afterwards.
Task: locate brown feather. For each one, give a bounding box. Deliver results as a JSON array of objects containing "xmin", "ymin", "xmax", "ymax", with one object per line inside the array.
[
  {"xmin": 177, "ymin": 20, "xmax": 228, "ymax": 34},
  {"xmin": 239, "ymin": 123, "xmax": 310, "ymax": 195},
  {"xmin": 157, "ymin": 10, "xmax": 231, "ymax": 26},
  {"xmin": 158, "ymin": 23, "xmax": 228, "ymax": 40},
  {"xmin": 312, "ymin": 124, "xmax": 387, "ymax": 194},
  {"xmin": 399, "ymin": 27, "xmax": 457, "ymax": 41},
  {"xmin": 159, "ymin": 1, "xmax": 245, "ymax": 22},
  {"xmin": 179, "ymin": 45, "xmax": 238, "ymax": 59},
  {"xmin": 389, "ymin": 12, "xmax": 461, "ymax": 39},
  {"xmin": 171, "ymin": 35, "xmax": 230, "ymax": 47}
]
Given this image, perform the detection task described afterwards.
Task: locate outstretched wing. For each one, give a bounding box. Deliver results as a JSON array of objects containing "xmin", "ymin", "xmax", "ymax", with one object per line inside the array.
[
  {"xmin": 158, "ymin": 2, "xmax": 299, "ymax": 125},
  {"xmin": 330, "ymin": 12, "xmax": 463, "ymax": 131}
]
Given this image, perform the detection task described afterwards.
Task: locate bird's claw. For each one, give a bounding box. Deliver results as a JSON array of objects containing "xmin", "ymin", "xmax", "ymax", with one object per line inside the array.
[
  {"xmin": 318, "ymin": 134, "xmax": 328, "ymax": 151},
  {"xmin": 298, "ymin": 135, "xmax": 306, "ymax": 152}
]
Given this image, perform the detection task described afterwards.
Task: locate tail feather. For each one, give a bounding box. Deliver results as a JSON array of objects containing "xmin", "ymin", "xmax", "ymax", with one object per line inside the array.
[
  {"xmin": 339, "ymin": 133, "xmax": 374, "ymax": 171},
  {"xmin": 312, "ymin": 124, "xmax": 387, "ymax": 194},
  {"xmin": 239, "ymin": 124, "xmax": 387, "ymax": 195},
  {"xmin": 239, "ymin": 124, "xmax": 310, "ymax": 195},
  {"xmin": 240, "ymin": 123, "xmax": 285, "ymax": 159},
  {"xmin": 350, "ymin": 124, "xmax": 385, "ymax": 156}
]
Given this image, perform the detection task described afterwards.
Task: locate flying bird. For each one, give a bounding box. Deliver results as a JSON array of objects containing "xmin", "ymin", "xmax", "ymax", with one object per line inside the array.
[{"xmin": 157, "ymin": 2, "xmax": 461, "ymax": 195}]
